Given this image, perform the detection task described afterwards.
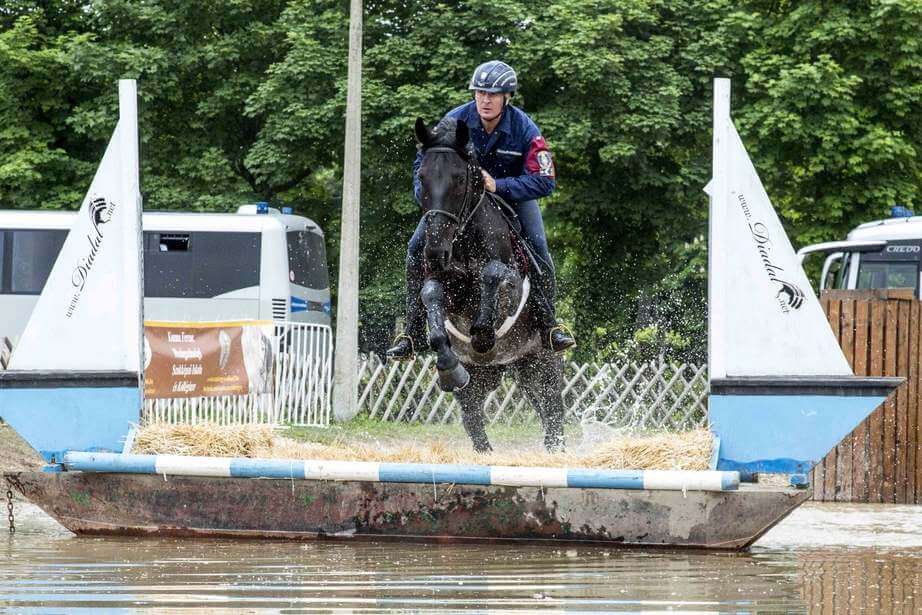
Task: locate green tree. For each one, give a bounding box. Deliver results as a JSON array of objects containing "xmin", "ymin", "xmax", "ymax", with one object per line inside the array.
[
  {"xmin": 0, "ymin": 14, "xmax": 89, "ymax": 210},
  {"xmin": 736, "ymin": 0, "xmax": 922, "ymax": 247},
  {"xmin": 1, "ymin": 0, "xmax": 919, "ymax": 361}
]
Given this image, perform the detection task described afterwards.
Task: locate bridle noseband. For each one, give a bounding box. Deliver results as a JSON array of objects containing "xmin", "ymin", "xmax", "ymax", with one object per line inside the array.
[{"xmin": 421, "ymin": 146, "xmax": 486, "ymax": 240}]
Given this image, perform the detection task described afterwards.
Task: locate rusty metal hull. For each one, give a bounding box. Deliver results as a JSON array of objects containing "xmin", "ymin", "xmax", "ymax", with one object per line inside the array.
[{"xmin": 5, "ymin": 471, "xmax": 810, "ymax": 550}]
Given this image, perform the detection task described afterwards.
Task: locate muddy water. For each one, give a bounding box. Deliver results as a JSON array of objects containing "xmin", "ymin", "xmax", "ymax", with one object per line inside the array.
[{"xmin": 1, "ymin": 503, "xmax": 920, "ymax": 613}]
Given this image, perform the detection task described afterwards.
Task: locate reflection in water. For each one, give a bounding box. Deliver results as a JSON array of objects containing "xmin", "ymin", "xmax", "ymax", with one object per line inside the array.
[
  {"xmin": 0, "ymin": 502, "xmax": 920, "ymax": 612},
  {"xmin": 799, "ymin": 553, "xmax": 920, "ymax": 615}
]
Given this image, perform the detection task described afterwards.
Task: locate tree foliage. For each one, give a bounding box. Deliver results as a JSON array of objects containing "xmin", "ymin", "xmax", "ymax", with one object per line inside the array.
[{"xmin": 1, "ymin": 0, "xmax": 919, "ymax": 361}]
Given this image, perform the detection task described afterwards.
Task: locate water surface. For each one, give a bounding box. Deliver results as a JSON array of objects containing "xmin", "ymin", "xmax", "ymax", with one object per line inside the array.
[{"xmin": 1, "ymin": 501, "xmax": 921, "ymax": 613}]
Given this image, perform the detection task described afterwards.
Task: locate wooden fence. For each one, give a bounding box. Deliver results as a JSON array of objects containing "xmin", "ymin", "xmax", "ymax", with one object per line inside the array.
[{"xmin": 813, "ymin": 290, "xmax": 922, "ymax": 503}]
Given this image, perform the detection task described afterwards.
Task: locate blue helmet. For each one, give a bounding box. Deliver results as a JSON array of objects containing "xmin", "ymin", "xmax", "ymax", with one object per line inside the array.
[{"xmin": 468, "ymin": 60, "xmax": 518, "ymax": 93}]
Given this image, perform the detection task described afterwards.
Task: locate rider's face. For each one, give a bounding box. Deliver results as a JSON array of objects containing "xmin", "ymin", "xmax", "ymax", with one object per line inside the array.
[{"xmin": 474, "ymin": 90, "xmax": 506, "ymax": 122}]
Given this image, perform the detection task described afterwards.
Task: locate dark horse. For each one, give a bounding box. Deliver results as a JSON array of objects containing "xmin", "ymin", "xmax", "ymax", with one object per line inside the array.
[{"xmin": 413, "ymin": 116, "xmax": 564, "ymax": 453}]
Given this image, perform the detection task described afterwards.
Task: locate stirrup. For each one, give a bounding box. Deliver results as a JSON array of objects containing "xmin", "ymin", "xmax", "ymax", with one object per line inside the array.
[{"xmin": 386, "ymin": 333, "xmax": 416, "ymax": 361}]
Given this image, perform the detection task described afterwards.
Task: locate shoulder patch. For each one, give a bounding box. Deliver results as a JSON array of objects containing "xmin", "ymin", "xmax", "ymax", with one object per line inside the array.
[
  {"xmin": 537, "ymin": 151, "xmax": 554, "ymax": 176},
  {"xmin": 525, "ymin": 136, "xmax": 556, "ymax": 179}
]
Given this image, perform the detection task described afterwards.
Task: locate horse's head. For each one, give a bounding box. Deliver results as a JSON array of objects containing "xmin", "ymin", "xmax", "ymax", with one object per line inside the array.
[{"xmin": 415, "ymin": 116, "xmax": 483, "ymax": 272}]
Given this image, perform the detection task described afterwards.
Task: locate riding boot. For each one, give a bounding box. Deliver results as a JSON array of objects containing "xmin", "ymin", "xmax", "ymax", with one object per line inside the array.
[
  {"xmin": 527, "ymin": 255, "xmax": 576, "ymax": 354},
  {"xmin": 386, "ymin": 263, "xmax": 427, "ymax": 361},
  {"xmin": 530, "ymin": 285, "xmax": 576, "ymax": 353}
]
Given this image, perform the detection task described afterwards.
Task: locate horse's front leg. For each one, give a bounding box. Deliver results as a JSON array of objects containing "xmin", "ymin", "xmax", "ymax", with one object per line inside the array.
[
  {"xmin": 420, "ymin": 277, "xmax": 470, "ymax": 392},
  {"xmin": 470, "ymin": 260, "xmax": 516, "ymax": 354}
]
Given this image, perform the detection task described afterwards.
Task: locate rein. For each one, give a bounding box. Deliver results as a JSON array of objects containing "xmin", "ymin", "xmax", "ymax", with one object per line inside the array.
[{"xmin": 421, "ymin": 146, "xmax": 486, "ymax": 242}]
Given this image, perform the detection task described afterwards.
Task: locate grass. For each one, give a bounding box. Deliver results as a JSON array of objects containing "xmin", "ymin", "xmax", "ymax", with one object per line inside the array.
[{"xmin": 282, "ymin": 415, "xmax": 555, "ymax": 449}]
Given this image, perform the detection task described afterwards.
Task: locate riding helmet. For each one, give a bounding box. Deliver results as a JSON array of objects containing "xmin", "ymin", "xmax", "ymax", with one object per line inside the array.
[{"xmin": 468, "ymin": 60, "xmax": 518, "ymax": 93}]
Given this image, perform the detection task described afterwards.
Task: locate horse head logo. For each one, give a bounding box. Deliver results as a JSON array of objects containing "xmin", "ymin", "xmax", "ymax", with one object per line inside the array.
[
  {"xmin": 89, "ymin": 197, "xmax": 114, "ymax": 234},
  {"xmin": 776, "ymin": 279, "xmax": 806, "ymax": 311}
]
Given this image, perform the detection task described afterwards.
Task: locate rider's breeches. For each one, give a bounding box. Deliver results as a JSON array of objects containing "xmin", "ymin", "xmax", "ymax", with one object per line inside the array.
[
  {"xmin": 514, "ymin": 200, "xmax": 553, "ymax": 273},
  {"xmin": 408, "ymin": 216, "xmax": 427, "ymax": 268},
  {"xmin": 403, "ymin": 218, "xmax": 428, "ymax": 339}
]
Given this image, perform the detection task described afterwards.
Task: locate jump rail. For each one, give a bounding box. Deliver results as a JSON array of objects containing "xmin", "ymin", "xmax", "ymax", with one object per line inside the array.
[{"xmin": 63, "ymin": 451, "xmax": 739, "ymax": 492}]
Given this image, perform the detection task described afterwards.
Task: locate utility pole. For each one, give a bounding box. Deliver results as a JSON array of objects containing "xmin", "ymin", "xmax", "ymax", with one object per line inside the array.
[{"xmin": 332, "ymin": 0, "xmax": 363, "ymax": 421}]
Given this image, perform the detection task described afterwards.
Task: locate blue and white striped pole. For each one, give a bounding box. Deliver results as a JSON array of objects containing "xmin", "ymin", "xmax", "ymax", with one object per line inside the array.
[{"xmin": 63, "ymin": 452, "xmax": 740, "ymax": 492}]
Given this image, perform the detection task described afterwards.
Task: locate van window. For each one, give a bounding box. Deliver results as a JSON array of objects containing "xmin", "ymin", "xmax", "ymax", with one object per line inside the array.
[
  {"xmin": 7, "ymin": 230, "xmax": 68, "ymax": 294},
  {"xmin": 857, "ymin": 261, "xmax": 918, "ymax": 291},
  {"xmin": 287, "ymin": 231, "xmax": 329, "ymax": 289},
  {"xmin": 823, "ymin": 255, "xmax": 843, "ymax": 291},
  {"xmin": 834, "ymin": 255, "xmax": 848, "ymax": 289},
  {"xmin": 144, "ymin": 231, "xmax": 260, "ymax": 298}
]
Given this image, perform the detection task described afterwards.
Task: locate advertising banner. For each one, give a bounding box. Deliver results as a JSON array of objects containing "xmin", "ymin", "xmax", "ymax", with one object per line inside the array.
[{"xmin": 143, "ymin": 321, "xmax": 275, "ymax": 399}]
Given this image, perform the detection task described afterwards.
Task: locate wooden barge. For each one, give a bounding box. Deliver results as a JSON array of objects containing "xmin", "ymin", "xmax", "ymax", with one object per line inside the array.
[{"xmin": 5, "ymin": 470, "xmax": 808, "ymax": 550}]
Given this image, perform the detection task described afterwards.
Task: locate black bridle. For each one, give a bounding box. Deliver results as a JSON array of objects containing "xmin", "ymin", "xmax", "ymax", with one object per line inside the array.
[{"xmin": 421, "ymin": 146, "xmax": 486, "ymax": 241}]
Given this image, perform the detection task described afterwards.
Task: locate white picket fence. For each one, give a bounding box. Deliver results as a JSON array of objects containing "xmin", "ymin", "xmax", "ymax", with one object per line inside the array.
[
  {"xmin": 144, "ymin": 322, "xmax": 333, "ymax": 427},
  {"xmin": 4, "ymin": 329, "xmax": 707, "ymax": 431},
  {"xmin": 356, "ymin": 353, "xmax": 709, "ymax": 430}
]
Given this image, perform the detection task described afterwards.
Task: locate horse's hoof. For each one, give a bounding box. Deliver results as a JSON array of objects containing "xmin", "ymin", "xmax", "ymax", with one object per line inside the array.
[
  {"xmin": 473, "ymin": 442, "xmax": 493, "ymax": 454},
  {"xmin": 438, "ymin": 362, "xmax": 470, "ymax": 392}
]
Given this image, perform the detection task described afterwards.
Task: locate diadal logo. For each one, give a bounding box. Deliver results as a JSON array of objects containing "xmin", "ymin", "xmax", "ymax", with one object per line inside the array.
[
  {"xmin": 66, "ymin": 196, "xmax": 117, "ymax": 318},
  {"xmin": 736, "ymin": 191, "xmax": 806, "ymax": 314}
]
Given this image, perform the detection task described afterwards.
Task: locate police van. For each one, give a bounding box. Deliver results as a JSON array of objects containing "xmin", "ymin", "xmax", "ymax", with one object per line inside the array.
[
  {"xmin": 798, "ymin": 206, "xmax": 922, "ymax": 297},
  {"xmin": 0, "ymin": 204, "xmax": 331, "ymax": 342}
]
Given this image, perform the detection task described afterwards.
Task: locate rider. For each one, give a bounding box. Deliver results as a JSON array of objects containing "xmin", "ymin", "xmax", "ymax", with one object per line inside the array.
[{"xmin": 386, "ymin": 60, "xmax": 577, "ymax": 359}]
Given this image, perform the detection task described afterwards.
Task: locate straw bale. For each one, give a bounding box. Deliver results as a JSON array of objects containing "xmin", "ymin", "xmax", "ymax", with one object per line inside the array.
[
  {"xmin": 135, "ymin": 423, "xmax": 713, "ymax": 471},
  {"xmin": 581, "ymin": 429, "xmax": 714, "ymax": 471},
  {"xmin": 133, "ymin": 423, "xmax": 274, "ymax": 457}
]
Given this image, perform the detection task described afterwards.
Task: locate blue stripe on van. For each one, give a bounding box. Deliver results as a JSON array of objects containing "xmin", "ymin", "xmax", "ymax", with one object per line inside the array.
[{"xmin": 290, "ymin": 297, "xmax": 308, "ymax": 313}]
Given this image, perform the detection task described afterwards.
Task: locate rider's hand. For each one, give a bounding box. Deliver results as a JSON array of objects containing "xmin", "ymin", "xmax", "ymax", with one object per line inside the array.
[{"xmin": 481, "ymin": 170, "xmax": 496, "ymax": 193}]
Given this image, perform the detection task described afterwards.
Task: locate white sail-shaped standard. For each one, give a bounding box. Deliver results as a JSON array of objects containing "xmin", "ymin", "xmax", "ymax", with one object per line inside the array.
[
  {"xmin": 707, "ymin": 78, "xmax": 851, "ymax": 378},
  {"xmin": 10, "ymin": 80, "xmax": 142, "ymax": 372}
]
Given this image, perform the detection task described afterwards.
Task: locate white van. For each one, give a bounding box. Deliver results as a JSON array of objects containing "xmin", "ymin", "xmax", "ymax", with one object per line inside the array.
[
  {"xmin": 798, "ymin": 207, "xmax": 922, "ymax": 297},
  {"xmin": 0, "ymin": 204, "xmax": 331, "ymax": 342}
]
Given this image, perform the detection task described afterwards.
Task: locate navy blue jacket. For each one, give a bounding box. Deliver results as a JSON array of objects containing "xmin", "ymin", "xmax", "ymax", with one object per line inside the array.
[{"xmin": 414, "ymin": 101, "xmax": 556, "ymax": 205}]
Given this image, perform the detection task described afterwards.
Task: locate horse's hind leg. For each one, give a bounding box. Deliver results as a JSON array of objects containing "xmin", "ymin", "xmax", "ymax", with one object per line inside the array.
[
  {"xmin": 516, "ymin": 352, "xmax": 565, "ymax": 452},
  {"xmin": 456, "ymin": 366, "xmax": 503, "ymax": 453},
  {"xmin": 470, "ymin": 260, "xmax": 518, "ymax": 354},
  {"xmin": 421, "ymin": 278, "xmax": 469, "ymax": 391}
]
